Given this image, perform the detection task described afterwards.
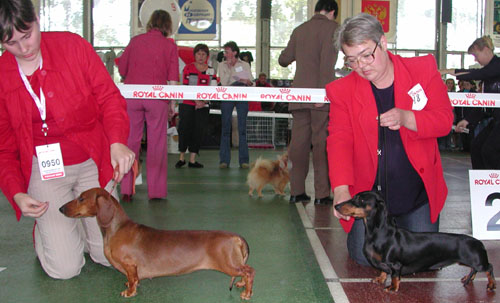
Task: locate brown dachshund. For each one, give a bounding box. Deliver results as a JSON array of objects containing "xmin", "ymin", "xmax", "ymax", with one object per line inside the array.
[{"xmin": 59, "ymin": 188, "xmax": 255, "ymax": 299}]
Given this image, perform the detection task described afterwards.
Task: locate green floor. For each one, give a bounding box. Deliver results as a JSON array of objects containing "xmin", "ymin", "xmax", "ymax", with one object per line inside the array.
[{"xmin": 0, "ymin": 149, "xmax": 333, "ymax": 303}]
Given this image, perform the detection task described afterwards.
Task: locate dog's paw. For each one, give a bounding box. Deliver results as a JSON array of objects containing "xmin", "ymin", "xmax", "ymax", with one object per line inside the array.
[
  {"xmin": 240, "ymin": 290, "xmax": 252, "ymax": 300},
  {"xmin": 120, "ymin": 288, "xmax": 137, "ymax": 297},
  {"xmin": 383, "ymin": 285, "xmax": 399, "ymax": 293},
  {"xmin": 372, "ymin": 272, "xmax": 387, "ymax": 284},
  {"xmin": 461, "ymin": 273, "xmax": 476, "ymax": 285}
]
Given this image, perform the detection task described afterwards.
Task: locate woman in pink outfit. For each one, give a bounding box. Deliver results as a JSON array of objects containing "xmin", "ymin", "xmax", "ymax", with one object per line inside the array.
[{"xmin": 118, "ymin": 10, "xmax": 179, "ymax": 201}]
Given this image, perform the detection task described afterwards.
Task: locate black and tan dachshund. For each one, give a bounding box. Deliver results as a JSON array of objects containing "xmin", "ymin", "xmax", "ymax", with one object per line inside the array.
[{"xmin": 335, "ymin": 191, "xmax": 496, "ymax": 292}]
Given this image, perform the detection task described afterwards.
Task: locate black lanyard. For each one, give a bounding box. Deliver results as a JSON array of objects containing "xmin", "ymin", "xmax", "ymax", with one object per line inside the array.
[{"xmin": 377, "ymin": 112, "xmax": 388, "ymax": 202}]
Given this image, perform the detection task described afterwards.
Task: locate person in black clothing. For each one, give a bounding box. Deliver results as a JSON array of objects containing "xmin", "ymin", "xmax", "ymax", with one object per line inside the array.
[
  {"xmin": 454, "ymin": 80, "xmax": 477, "ymax": 152},
  {"xmin": 441, "ymin": 36, "xmax": 500, "ymax": 169}
]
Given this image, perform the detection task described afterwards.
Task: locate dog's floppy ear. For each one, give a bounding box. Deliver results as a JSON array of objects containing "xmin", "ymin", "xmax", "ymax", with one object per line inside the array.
[
  {"xmin": 371, "ymin": 191, "xmax": 389, "ymax": 217},
  {"xmin": 372, "ymin": 191, "xmax": 384, "ymax": 202},
  {"xmin": 96, "ymin": 193, "xmax": 115, "ymax": 228}
]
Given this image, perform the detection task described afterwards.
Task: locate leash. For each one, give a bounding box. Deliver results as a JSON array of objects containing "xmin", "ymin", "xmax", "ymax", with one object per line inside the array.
[
  {"xmin": 108, "ymin": 165, "xmax": 120, "ymax": 194},
  {"xmin": 376, "ymin": 111, "xmax": 389, "ymax": 203}
]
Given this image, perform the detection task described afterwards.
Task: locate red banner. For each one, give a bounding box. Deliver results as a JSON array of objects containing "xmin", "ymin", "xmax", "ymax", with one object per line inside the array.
[{"xmin": 362, "ymin": 0, "xmax": 390, "ymax": 33}]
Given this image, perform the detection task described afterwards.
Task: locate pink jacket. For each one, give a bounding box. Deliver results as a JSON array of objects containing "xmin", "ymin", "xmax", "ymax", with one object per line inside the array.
[
  {"xmin": 0, "ymin": 32, "xmax": 129, "ymax": 220},
  {"xmin": 326, "ymin": 53, "xmax": 453, "ymax": 232},
  {"xmin": 118, "ymin": 29, "xmax": 179, "ymax": 85}
]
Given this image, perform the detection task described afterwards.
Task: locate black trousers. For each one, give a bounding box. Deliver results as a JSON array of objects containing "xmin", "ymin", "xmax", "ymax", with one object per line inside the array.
[
  {"xmin": 177, "ymin": 104, "xmax": 209, "ymax": 154},
  {"xmin": 470, "ymin": 119, "xmax": 500, "ymax": 169}
]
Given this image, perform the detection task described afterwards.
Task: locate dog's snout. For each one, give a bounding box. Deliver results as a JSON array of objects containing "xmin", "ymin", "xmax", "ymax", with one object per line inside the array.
[
  {"xmin": 334, "ymin": 204, "xmax": 341, "ymax": 211},
  {"xmin": 59, "ymin": 205, "xmax": 65, "ymax": 214}
]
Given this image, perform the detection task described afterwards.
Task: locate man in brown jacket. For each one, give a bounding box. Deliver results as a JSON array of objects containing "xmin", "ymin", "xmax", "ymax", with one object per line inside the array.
[{"xmin": 279, "ymin": 0, "xmax": 339, "ymax": 205}]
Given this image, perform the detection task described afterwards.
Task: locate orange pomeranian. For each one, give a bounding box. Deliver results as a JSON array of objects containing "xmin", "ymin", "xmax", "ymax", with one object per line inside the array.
[{"xmin": 247, "ymin": 152, "xmax": 289, "ymax": 197}]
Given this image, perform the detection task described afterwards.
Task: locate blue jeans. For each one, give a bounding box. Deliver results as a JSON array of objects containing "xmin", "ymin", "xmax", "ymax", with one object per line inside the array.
[
  {"xmin": 346, "ymin": 202, "xmax": 439, "ymax": 266},
  {"xmin": 219, "ymin": 101, "xmax": 249, "ymax": 166}
]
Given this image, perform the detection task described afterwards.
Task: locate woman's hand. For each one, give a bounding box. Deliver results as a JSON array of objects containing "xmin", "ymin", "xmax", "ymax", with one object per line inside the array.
[
  {"xmin": 14, "ymin": 193, "xmax": 49, "ymax": 218},
  {"xmin": 333, "ymin": 185, "xmax": 351, "ymax": 221},
  {"xmin": 379, "ymin": 108, "xmax": 416, "ymax": 131},
  {"xmin": 194, "ymin": 100, "xmax": 206, "ymax": 109},
  {"xmin": 455, "ymin": 119, "xmax": 469, "ymax": 133},
  {"xmin": 110, "ymin": 143, "xmax": 135, "ymax": 182},
  {"xmin": 168, "ymin": 101, "xmax": 176, "ymax": 121}
]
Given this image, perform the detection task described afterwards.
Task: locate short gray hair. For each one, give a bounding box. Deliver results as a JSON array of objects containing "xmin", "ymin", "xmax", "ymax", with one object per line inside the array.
[{"xmin": 335, "ymin": 13, "xmax": 384, "ymax": 50}]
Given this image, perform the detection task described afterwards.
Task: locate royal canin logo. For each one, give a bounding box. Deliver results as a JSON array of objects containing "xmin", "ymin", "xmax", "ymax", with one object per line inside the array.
[
  {"xmin": 490, "ymin": 173, "xmax": 499, "ymax": 178},
  {"xmin": 216, "ymin": 87, "xmax": 227, "ymax": 93},
  {"xmin": 152, "ymin": 85, "xmax": 163, "ymax": 91},
  {"xmin": 280, "ymin": 88, "xmax": 291, "ymax": 94},
  {"xmin": 465, "ymin": 93, "xmax": 476, "ymax": 99}
]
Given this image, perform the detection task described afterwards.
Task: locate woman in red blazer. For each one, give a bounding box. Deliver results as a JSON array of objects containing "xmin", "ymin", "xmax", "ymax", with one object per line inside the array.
[
  {"xmin": 0, "ymin": 0, "xmax": 134, "ymax": 279},
  {"xmin": 326, "ymin": 13, "xmax": 453, "ymax": 266}
]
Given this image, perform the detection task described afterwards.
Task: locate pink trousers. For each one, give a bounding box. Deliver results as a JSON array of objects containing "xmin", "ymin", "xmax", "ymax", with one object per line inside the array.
[{"xmin": 121, "ymin": 99, "xmax": 169, "ymax": 199}]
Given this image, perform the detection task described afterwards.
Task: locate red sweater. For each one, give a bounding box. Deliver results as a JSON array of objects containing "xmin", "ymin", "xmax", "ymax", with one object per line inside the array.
[
  {"xmin": 181, "ymin": 63, "xmax": 215, "ymax": 106},
  {"xmin": 0, "ymin": 32, "xmax": 129, "ymax": 220},
  {"xmin": 118, "ymin": 29, "xmax": 179, "ymax": 85}
]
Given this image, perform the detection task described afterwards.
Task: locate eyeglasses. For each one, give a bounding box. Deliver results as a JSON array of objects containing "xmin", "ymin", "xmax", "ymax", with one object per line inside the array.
[{"xmin": 344, "ymin": 42, "xmax": 379, "ymax": 69}]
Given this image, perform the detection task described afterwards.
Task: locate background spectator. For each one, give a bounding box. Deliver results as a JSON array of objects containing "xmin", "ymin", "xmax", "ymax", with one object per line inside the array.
[
  {"xmin": 217, "ymin": 41, "xmax": 253, "ymax": 169},
  {"xmin": 118, "ymin": 9, "xmax": 179, "ymax": 200},
  {"xmin": 278, "ymin": 0, "xmax": 339, "ymax": 205},
  {"xmin": 176, "ymin": 44, "xmax": 214, "ymax": 169}
]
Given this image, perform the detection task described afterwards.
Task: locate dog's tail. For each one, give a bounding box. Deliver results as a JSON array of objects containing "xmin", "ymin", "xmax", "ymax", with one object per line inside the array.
[{"xmin": 247, "ymin": 157, "xmax": 271, "ymax": 188}]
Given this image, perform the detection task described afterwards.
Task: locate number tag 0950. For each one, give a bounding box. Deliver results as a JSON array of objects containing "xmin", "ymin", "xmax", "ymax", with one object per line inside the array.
[{"xmin": 35, "ymin": 143, "xmax": 65, "ymax": 181}]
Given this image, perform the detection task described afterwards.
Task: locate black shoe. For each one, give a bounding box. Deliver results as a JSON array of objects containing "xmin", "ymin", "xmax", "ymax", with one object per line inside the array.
[
  {"xmin": 188, "ymin": 161, "xmax": 204, "ymax": 168},
  {"xmin": 175, "ymin": 160, "xmax": 186, "ymax": 168},
  {"xmin": 314, "ymin": 196, "xmax": 333, "ymax": 205},
  {"xmin": 289, "ymin": 193, "xmax": 311, "ymax": 203}
]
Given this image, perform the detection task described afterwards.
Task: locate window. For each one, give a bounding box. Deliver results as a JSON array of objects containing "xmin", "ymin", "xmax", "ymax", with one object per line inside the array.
[
  {"xmin": 446, "ymin": 53, "xmax": 462, "ymax": 69},
  {"xmin": 219, "ymin": 0, "xmax": 257, "ymax": 76},
  {"xmin": 447, "ymin": 0, "xmax": 483, "ymax": 52},
  {"xmin": 39, "ymin": 0, "xmax": 83, "ymax": 35},
  {"xmin": 396, "ymin": 0, "xmax": 436, "ymax": 50},
  {"xmin": 93, "ymin": 0, "xmax": 131, "ymax": 47},
  {"xmin": 270, "ymin": 0, "xmax": 308, "ymax": 79},
  {"xmin": 220, "ymin": 0, "xmax": 257, "ymax": 47}
]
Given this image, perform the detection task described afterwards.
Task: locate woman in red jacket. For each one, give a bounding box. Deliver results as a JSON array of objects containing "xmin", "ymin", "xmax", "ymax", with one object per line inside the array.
[
  {"xmin": 0, "ymin": 0, "xmax": 134, "ymax": 279},
  {"xmin": 175, "ymin": 43, "xmax": 215, "ymax": 169},
  {"xmin": 326, "ymin": 13, "xmax": 453, "ymax": 266}
]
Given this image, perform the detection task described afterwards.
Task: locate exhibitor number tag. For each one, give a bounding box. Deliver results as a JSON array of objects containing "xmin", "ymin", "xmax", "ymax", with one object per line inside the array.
[
  {"xmin": 408, "ymin": 83, "xmax": 428, "ymax": 111},
  {"xmin": 35, "ymin": 143, "xmax": 65, "ymax": 180}
]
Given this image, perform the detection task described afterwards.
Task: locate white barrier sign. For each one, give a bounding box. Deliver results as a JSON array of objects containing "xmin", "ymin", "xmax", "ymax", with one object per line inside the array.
[
  {"xmin": 117, "ymin": 85, "xmax": 500, "ymax": 108},
  {"xmin": 469, "ymin": 170, "xmax": 500, "ymax": 240}
]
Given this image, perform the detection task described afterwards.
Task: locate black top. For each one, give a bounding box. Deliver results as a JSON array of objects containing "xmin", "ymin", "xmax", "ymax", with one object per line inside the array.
[{"xmin": 371, "ymin": 83, "xmax": 428, "ymax": 216}]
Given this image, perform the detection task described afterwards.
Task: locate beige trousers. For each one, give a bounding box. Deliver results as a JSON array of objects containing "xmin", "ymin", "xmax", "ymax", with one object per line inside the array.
[{"xmin": 29, "ymin": 157, "xmax": 116, "ymax": 279}]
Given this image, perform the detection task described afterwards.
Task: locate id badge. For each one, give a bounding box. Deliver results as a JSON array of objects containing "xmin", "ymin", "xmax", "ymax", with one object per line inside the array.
[
  {"xmin": 35, "ymin": 143, "xmax": 65, "ymax": 181},
  {"xmin": 188, "ymin": 74, "xmax": 199, "ymax": 86},
  {"xmin": 408, "ymin": 83, "xmax": 428, "ymax": 111}
]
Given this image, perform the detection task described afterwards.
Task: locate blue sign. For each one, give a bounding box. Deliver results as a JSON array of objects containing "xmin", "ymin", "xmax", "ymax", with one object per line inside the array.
[{"xmin": 178, "ymin": 0, "xmax": 218, "ymax": 37}]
